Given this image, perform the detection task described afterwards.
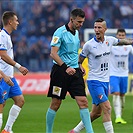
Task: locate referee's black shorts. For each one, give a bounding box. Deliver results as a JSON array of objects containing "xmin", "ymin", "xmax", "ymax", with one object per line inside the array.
[{"xmin": 47, "ymin": 64, "xmax": 86, "ymax": 99}]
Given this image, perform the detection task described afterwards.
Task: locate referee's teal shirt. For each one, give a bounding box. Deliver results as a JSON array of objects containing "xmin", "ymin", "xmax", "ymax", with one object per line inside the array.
[{"xmin": 50, "ymin": 24, "xmax": 80, "ymax": 68}]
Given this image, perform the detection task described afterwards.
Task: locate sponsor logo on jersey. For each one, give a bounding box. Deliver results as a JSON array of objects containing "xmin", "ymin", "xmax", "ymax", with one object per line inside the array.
[{"xmin": 95, "ymin": 52, "xmax": 110, "ymax": 58}]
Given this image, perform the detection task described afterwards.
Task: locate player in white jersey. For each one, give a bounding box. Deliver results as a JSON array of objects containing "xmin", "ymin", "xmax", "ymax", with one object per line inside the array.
[
  {"xmin": 0, "ymin": 26, "xmax": 14, "ymax": 130},
  {"xmin": 110, "ymin": 29, "xmax": 133, "ymax": 124},
  {"xmin": 0, "ymin": 70, "xmax": 14, "ymax": 130},
  {"xmin": 0, "ymin": 11, "xmax": 28, "ymax": 133},
  {"xmin": 68, "ymin": 18, "xmax": 133, "ymax": 133}
]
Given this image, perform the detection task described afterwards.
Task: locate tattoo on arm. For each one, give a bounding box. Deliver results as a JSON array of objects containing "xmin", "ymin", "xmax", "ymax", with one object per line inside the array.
[{"xmin": 118, "ymin": 38, "xmax": 133, "ymax": 45}]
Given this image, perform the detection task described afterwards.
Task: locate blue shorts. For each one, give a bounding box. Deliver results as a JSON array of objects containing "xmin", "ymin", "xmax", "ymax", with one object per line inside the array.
[
  {"xmin": 0, "ymin": 85, "xmax": 4, "ymax": 104},
  {"xmin": 110, "ymin": 76, "xmax": 128, "ymax": 94},
  {"xmin": 0, "ymin": 77, "xmax": 22, "ymax": 103},
  {"xmin": 87, "ymin": 80, "xmax": 109, "ymax": 105}
]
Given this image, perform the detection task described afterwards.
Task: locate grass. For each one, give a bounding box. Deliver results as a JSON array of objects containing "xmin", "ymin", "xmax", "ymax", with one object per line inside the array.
[{"xmin": 2, "ymin": 95, "xmax": 133, "ymax": 133}]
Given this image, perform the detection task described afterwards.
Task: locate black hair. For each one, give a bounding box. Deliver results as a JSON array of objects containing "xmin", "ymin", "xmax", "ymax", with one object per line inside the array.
[
  {"xmin": 71, "ymin": 8, "xmax": 85, "ymax": 18},
  {"xmin": 117, "ymin": 28, "xmax": 126, "ymax": 34}
]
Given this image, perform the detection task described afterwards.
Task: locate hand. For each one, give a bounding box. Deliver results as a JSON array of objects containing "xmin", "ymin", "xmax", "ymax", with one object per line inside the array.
[
  {"xmin": 0, "ymin": 74, "xmax": 2, "ymax": 80},
  {"xmin": 79, "ymin": 64, "xmax": 86, "ymax": 76},
  {"xmin": 19, "ymin": 66, "xmax": 29, "ymax": 75},
  {"xmin": 3, "ymin": 75, "xmax": 14, "ymax": 86},
  {"xmin": 66, "ymin": 67, "xmax": 76, "ymax": 75}
]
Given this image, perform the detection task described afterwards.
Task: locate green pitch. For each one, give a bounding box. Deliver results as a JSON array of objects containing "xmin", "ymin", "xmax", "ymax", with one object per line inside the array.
[{"xmin": 2, "ymin": 95, "xmax": 133, "ymax": 133}]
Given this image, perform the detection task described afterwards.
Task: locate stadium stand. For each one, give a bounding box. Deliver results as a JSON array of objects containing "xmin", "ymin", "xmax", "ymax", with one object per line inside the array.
[{"xmin": 0, "ymin": 0, "xmax": 133, "ymax": 72}]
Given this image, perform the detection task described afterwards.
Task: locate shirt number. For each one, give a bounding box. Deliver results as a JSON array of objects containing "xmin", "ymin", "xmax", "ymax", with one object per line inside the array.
[{"xmin": 101, "ymin": 63, "xmax": 108, "ymax": 71}]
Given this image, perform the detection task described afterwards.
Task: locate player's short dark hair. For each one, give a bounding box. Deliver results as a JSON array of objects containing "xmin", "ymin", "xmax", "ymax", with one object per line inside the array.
[
  {"xmin": 95, "ymin": 18, "xmax": 105, "ymax": 22},
  {"xmin": 117, "ymin": 28, "xmax": 126, "ymax": 34},
  {"xmin": 2, "ymin": 11, "xmax": 16, "ymax": 26},
  {"xmin": 70, "ymin": 8, "xmax": 85, "ymax": 18}
]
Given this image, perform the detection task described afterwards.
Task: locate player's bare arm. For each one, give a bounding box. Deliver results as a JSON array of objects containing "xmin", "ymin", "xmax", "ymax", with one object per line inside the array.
[
  {"xmin": 0, "ymin": 50, "xmax": 16, "ymax": 66},
  {"xmin": 117, "ymin": 38, "xmax": 133, "ymax": 45},
  {"xmin": 0, "ymin": 70, "xmax": 14, "ymax": 86},
  {"xmin": 50, "ymin": 46, "xmax": 76, "ymax": 75},
  {"xmin": 0, "ymin": 50, "xmax": 28, "ymax": 75},
  {"xmin": 50, "ymin": 46, "xmax": 64, "ymax": 66},
  {"xmin": 78, "ymin": 55, "xmax": 86, "ymax": 75}
]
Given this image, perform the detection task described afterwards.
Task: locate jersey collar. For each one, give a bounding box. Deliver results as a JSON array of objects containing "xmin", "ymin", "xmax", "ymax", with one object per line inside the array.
[
  {"xmin": 65, "ymin": 24, "xmax": 76, "ymax": 35},
  {"xmin": 94, "ymin": 36, "xmax": 105, "ymax": 43},
  {"xmin": 2, "ymin": 28, "xmax": 10, "ymax": 35}
]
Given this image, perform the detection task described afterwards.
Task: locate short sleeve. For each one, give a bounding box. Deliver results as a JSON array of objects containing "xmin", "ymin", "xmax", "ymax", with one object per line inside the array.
[
  {"xmin": 50, "ymin": 29, "xmax": 62, "ymax": 48},
  {"xmin": 130, "ymin": 45, "xmax": 133, "ymax": 54},
  {"xmin": 0, "ymin": 33, "xmax": 7, "ymax": 50},
  {"xmin": 112, "ymin": 37, "xmax": 119, "ymax": 46}
]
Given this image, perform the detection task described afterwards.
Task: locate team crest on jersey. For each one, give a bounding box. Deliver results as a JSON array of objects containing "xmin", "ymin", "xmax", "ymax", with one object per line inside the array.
[
  {"xmin": 52, "ymin": 86, "xmax": 62, "ymax": 96},
  {"xmin": 124, "ymin": 47, "xmax": 127, "ymax": 51},
  {"xmin": 106, "ymin": 41, "xmax": 109, "ymax": 46},
  {"xmin": 52, "ymin": 36, "xmax": 59, "ymax": 44}
]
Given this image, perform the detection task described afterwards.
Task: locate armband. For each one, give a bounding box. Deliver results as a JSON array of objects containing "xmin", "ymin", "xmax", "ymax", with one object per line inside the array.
[{"xmin": 15, "ymin": 63, "xmax": 21, "ymax": 69}]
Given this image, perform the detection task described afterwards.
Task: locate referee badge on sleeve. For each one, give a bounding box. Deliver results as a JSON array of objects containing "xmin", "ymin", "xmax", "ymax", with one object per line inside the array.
[
  {"xmin": 52, "ymin": 36, "xmax": 59, "ymax": 44},
  {"xmin": 52, "ymin": 86, "xmax": 62, "ymax": 96}
]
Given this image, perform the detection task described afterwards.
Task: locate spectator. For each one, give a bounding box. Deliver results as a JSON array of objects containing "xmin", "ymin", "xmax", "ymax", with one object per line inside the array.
[
  {"xmin": 1, "ymin": 0, "xmax": 132, "ymax": 72},
  {"xmin": 15, "ymin": 38, "xmax": 29, "ymax": 69},
  {"xmin": 29, "ymin": 44, "xmax": 40, "ymax": 72}
]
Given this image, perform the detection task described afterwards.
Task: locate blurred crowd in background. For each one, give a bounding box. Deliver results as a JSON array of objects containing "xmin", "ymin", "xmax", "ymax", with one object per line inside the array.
[{"xmin": 0, "ymin": 0, "xmax": 133, "ymax": 72}]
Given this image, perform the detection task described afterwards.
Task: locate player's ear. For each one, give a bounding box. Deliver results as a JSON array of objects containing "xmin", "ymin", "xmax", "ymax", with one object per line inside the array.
[
  {"xmin": 102, "ymin": 21, "xmax": 107, "ymax": 32},
  {"xmin": 104, "ymin": 27, "xmax": 107, "ymax": 32},
  {"xmin": 9, "ymin": 20, "xmax": 12, "ymax": 25},
  {"xmin": 70, "ymin": 17, "xmax": 73, "ymax": 23},
  {"xmin": 103, "ymin": 25, "xmax": 107, "ymax": 32}
]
